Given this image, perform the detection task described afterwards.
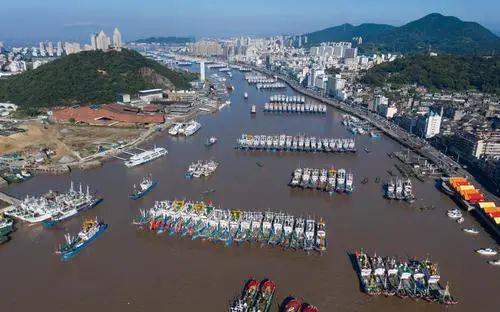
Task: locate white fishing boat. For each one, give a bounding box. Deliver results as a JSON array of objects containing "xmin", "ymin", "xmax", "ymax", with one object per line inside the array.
[
  {"xmin": 476, "ymin": 248, "xmax": 497, "ymax": 256},
  {"xmin": 184, "ymin": 120, "xmax": 201, "ymax": 136},
  {"xmin": 463, "ymin": 228, "xmax": 479, "ymax": 234}
]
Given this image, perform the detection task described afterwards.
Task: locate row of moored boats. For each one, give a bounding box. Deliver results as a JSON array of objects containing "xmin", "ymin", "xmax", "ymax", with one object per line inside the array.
[
  {"xmin": 185, "ymin": 160, "xmax": 219, "ymax": 179},
  {"xmin": 133, "ymin": 200, "xmax": 326, "ymax": 252},
  {"xmin": 4, "ymin": 182, "xmax": 102, "ymax": 227},
  {"xmin": 289, "ymin": 168, "xmax": 354, "ymax": 193},
  {"xmin": 263, "ymin": 103, "xmax": 327, "ymax": 114},
  {"xmin": 168, "ymin": 120, "xmax": 202, "ymax": 136},
  {"xmin": 269, "ymin": 94, "xmax": 306, "ymax": 103},
  {"xmin": 236, "ymin": 134, "xmax": 356, "ymax": 153},
  {"xmin": 354, "ymin": 250, "xmax": 458, "ymax": 305},
  {"xmin": 384, "ymin": 177, "xmax": 415, "ymax": 203}
]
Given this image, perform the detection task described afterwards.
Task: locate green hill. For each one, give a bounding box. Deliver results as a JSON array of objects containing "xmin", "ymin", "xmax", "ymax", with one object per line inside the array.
[
  {"xmin": 360, "ymin": 54, "xmax": 500, "ymax": 95},
  {"xmin": 0, "ymin": 49, "xmax": 197, "ymax": 112},
  {"xmin": 305, "ymin": 13, "xmax": 500, "ymax": 55}
]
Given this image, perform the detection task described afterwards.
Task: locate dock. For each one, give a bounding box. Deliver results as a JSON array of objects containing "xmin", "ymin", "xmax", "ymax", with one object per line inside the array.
[{"xmin": 0, "ymin": 192, "xmax": 20, "ymax": 213}]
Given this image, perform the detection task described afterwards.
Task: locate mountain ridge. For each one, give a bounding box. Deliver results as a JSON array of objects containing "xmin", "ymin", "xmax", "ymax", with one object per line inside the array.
[{"xmin": 304, "ymin": 13, "xmax": 500, "ymax": 55}]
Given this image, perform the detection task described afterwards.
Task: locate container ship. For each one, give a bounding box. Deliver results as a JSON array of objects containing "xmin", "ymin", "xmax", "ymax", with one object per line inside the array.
[
  {"xmin": 353, "ymin": 250, "xmax": 458, "ymax": 305},
  {"xmin": 124, "ymin": 146, "xmax": 168, "ymax": 168},
  {"xmin": 133, "ymin": 200, "xmax": 326, "ymax": 253},
  {"xmin": 56, "ymin": 218, "xmax": 108, "ymax": 260},
  {"xmin": 237, "ymin": 134, "xmax": 355, "ymax": 153},
  {"xmin": 4, "ymin": 182, "xmax": 102, "ymax": 226},
  {"xmin": 440, "ymin": 177, "xmax": 500, "ymax": 238},
  {"xmin": 130, "ymin": 176, "xmax": 157, "ymax": 200}
]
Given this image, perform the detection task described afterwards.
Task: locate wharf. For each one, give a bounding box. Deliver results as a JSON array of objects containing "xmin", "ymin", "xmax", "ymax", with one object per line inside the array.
[{"xmin": 0, "ymin": 192, "xmax": 20, "ymax": 213}]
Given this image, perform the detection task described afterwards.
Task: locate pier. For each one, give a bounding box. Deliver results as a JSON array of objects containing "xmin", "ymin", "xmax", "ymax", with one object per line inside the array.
[{"xmin": 0, "ymin": 192, "xmax": 21, "ymax": 213}]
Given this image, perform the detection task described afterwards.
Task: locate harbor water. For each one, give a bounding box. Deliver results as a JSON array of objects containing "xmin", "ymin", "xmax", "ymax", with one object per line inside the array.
[{"xmin": 1, "ymin": 67, "xmax": 499, "ymax": 312}]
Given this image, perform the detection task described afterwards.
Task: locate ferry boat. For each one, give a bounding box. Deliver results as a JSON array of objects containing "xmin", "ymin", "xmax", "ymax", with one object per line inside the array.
[
  {"xmin": 56, "ymin": 218, "xmax": 107, "ymax": 260},
  {"xmin": 184, "ymin": 120, "xmax": 201, "ymax": 136},
  {"xmin": 124, "ymin": 146, "xmax": 167, "ymax": 168},
  {"xmin": 130, "ymin": 176, "xmax": 158, "ymax": 200}
]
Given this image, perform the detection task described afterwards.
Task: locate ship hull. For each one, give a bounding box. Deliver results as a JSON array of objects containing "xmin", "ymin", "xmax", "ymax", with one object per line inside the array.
[
  {"xmin": 61, "ymin": 224, "xmax": 108, "ymax": 260},
  {"xmin": 130, "ymin": 181, "xmax": 158, "ymax": 200}
]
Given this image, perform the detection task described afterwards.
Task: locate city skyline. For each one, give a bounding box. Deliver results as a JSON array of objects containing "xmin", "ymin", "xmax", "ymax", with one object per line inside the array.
[{"xmin": 1, "ymin": 0, "xmax": 499, "ymax": 44}]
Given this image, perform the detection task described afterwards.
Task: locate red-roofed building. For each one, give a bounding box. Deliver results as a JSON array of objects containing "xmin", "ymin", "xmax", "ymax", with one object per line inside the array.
[{"xmin": 52, "ymin": 104, "xmax": 164, "ymax": 126}]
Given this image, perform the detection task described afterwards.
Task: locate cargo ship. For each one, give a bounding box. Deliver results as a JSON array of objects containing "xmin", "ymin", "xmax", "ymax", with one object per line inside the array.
[
  {"xmin": 130, "ymin": 176, "xmax": 157, "ymax": 200},
  {"xmin": 56, "ymin": 218, "xmax": 107, "ymax": 260},
  {"xmin": 440, "ymin": 177, "xmax": 500, "ymax": 238}
]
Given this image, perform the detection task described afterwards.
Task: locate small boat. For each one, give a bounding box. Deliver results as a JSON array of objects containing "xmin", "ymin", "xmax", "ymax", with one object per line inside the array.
[
  {"xmin": 476, "ymin": 248, "xmax": 497, "ymax": 256},
  {"xmin": 487, "ymin": 259, "xmax": 500, "ymax": 266},
  {"xmin": 456, "ymin": 217, "xmax": 464, "ymax": 224},
  {"xmin": 205, "ymin": 136, "xmax": 218, "ymax": 147},
  {"xmin": 283, "ymin": 298, "xmax": 302, "ymax": 312},
  {"xmin": 447, "ymin": 209, "xmax": 462, "ymax": 219},
  {"xmin": 130, "ymin": 176, "xmax": 158, "ymax": 200},
  {"xmin": 244, "ymin": 92, "xmax": 248, "ymax": 99},
  {"xmin": 256, "ymin": 162, "xmax": 264, "ymax": 167},
  {"xmin": 251, "ymin": 105, "xmax": 256, "ymax": 114},
  {"xmin": 463, "ymin": 228, "xmax": 479, "ymax": 234},
  {"xmin": 56, "ymin": 218, "xmax": 107, "ymax": 260}
]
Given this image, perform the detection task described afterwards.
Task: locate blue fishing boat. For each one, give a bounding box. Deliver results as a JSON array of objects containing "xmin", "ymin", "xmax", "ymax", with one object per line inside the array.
[
  {"xmin": 57, "ymin": 218, "xmax": 107, "ymax": 260},
  {"xmin": 130, "ymin": 176, "xmax": 157, "ymax": 200}
]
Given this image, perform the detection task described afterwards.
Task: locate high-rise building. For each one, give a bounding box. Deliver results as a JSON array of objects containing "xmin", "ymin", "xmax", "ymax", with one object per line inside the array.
[
  {"xmin": 423, "ymin": 108, "xmax": 443, "ymax": 138},
  {"xmin": 200, "ymin": 61, "xmax": 205, "ymax": 82},
  {"xmin": 90, "ymin": 33, "xmax": 97, "ymax": 50},
  {"xmin": 112, "ymin": 28, "xmax": 122, "ymax": 50},
  {"xmin": 96, "ymin": 30, "xmax": 109, "ymax": 51}
]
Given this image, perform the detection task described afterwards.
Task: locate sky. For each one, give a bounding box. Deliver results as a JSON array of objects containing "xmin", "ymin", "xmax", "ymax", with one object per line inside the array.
[{"xmin": 1, "ymin": 0, "xmax": 499, "ymax": 44}]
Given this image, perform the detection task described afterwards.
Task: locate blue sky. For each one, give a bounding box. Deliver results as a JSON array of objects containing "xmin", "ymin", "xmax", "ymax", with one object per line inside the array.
[{"xmin": 1, "ymin": 0, "xmax": 499, "ymax": 44}]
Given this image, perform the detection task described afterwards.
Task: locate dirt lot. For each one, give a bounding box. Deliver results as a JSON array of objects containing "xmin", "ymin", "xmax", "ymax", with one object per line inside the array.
[{"xmin": 0, "ymin": 121, "xmax": 143, "ymax": 161}]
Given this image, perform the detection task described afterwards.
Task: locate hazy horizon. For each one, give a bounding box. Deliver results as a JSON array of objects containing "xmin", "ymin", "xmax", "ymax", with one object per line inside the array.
[{"xmin": 1, "ymin": 0, "xmax": 499, "ymax": 45}]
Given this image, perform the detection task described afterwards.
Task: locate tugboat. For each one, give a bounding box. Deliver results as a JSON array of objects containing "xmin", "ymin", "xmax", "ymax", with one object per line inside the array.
[
  {"xmin": 56, "ymin": 218, "xmax": 108, "ymax": 260},
  {"xmin": 130, "ymin": 176, "xmax": 158, "ymax": 200},
  {"xmin": 254, "ymin": 280, "xmax": 276, "ymax": 312},
  {"xmin": 205, "ymin": 136, "xmax": 218, "ymax": 147}
]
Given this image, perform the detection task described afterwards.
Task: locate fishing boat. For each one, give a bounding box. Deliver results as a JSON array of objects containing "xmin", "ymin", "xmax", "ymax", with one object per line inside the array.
[
  {"xmin": 476, "ymin": 248, "xmax": 497, "ymax": 256},
  {"xmin": 487, "ymin": 259, "xmax": 500, "ymax": 266},
  {"xmin": 395, "ymin": 178, "xmax": 404, "ymax": 200},
  {"xmin": 447, "ymin": 209, "xmax": 462, "ymax": 219},
  {"xmin": 283, "ymin": 298, "xmax": 302, "ymax": 312},
  {"xmin": 302, "ymin": 304, "xmax": 319, "ymax": 312},
  {"xmin": 463, "ymin": 228, "xmax": 479, "ymax": 234},
  {"xmin": 56, "ymin": 218, "xmax": 107, "ymax": 260},
  {"xmin": 345, "ymin": 172, "xmax": 354, "ymax": 193},
  {"xmin": 354, "ymin": 250, "xmax": 378, "ymax": 295},
  {"xmin": 290, "ymin": 217, "xmax": 304, "ymax": 250},
  {"xmin": 314, "ymin": 218, "xmax": 327, "ymax": 253},
  {"xmin": 130, "ymin": 176, "xmax": 157, "ymax": 200},
  {"xmin": 253, "ymin": 280, "xmax": 276, "ymax": 312},
  {"xmin": 370, "ymin": 254, "xmax": 388, "ymax": 295},
  {"xmin": 184, "ymin": 120, "xmax": 201, "ymax": 136},
  {"xmin": 205, "ymin": 136, "xmax": 218, "ymax": 147},
  {"xmin": 384, "ymin": 257, "xmax": 399, "ymax": 296},
  {"xmin": 0, "ymin": 215, "xmax": 14, "ymax": 237},
  {"xmin": 304, "ymin": 219, "xmax": 315, "ymax": 251},
  {"xmin": 403, "ymin": 178, "xmax": 415, "ymax": 203},
  {"xmin": 241, "ymin": 279, "xmax": 259, "ymax": 310},
  {"xmin": 336, "ymin": 169, "xmax": 346, "ymax": 193}
]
